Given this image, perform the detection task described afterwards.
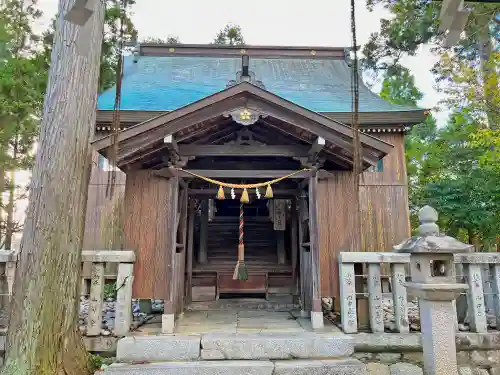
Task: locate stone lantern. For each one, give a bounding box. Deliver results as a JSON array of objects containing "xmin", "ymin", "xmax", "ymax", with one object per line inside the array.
[{"xmin": 394, "ymin": 205, "xmax": 473, "ymax": 375}]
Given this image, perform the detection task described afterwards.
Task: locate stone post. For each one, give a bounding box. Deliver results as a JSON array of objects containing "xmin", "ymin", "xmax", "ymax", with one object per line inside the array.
[{"xmin": 394, "ymin": 206, "xmax": 473, "ymax": 375}]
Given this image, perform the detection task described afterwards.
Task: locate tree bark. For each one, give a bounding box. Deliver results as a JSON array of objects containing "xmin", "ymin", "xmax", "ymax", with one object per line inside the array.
[
  {"xmin": 1, "ymin": 1, "xmax": 105, "ymax": 374},
  {"xmin": 477, "ymin": 13, "xmax": 497, "ymax": 129}
]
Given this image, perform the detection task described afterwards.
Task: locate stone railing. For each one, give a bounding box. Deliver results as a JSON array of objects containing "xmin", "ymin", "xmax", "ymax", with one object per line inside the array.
[
  {"xmin": 0, "ymin": 249, "xmax": 135, "ymax": 338},
  {"xmin": 338, "ymin": 252, "xmax": 500, "ymax": 335}
]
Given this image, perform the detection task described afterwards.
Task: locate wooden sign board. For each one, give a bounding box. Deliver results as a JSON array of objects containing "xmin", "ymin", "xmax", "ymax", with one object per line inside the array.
[{"xmin": 273, "ymin": 199, "xmax": 286, "ymax": 231}]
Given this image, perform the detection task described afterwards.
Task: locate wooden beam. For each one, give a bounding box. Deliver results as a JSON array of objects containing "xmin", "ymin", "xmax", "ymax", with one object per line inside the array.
[
  {"xmin": 178, "ymin": 144, "xmax": 309, "ymax": 158},
  {"xmin": 188, "ymin": 188, "xmax": 297, "ymax": 196},
  {"xmin": 164, "ymin": 134, "xmax": 179, "ymax": 153},
  {"xmin": 260, "ymin": 119, "xmax": 354, "ymax": 168},
  {"xmin": 308, "ymin": 136, "xmax": 325, "ymax": 162},
  {"xmin": 155, "ymin": 168, "xmax": 313, "ymax": 179},
  {"xmin": 139, "ymin": 43, "xmax": 346, "ymax": 59},
  {"xmin": 192, "ymin": 125, "xmax": 237, "ymax": 144},
  {"xmin": 249, "ymin": 100, "xmax": 383, "ymax": 165}
]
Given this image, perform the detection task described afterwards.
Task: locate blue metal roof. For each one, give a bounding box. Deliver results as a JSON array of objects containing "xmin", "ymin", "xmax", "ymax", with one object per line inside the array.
[{"xmin": 97, "ymin": 56, "xmax": 421, "ymax": 113}]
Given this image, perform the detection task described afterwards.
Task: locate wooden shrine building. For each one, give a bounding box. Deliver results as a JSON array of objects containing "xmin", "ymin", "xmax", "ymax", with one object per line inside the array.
[{"xmin": 91, "ymin": 44, "xmax": 426, "ymax": 331}]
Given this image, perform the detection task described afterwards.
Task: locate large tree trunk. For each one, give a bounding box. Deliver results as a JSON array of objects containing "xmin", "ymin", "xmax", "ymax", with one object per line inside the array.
[
  {"xmin": 477, "ymin": 13, "xmax": 498, "ymax": 129},
  {"xmin": 1, "ymin": 1, "xmax": 105, "ymax": 374}
]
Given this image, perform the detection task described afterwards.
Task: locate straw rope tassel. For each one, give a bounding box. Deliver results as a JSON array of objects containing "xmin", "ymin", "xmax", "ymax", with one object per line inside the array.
[{"xmin": 233, "ymin": 202, "xmax": 248, "ymax": 280}]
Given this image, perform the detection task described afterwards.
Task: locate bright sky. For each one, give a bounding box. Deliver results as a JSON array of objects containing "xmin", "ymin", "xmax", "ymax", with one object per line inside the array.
[{"xmin": 35, "ymin": 0, "xmax": 448, "ymax": 124}]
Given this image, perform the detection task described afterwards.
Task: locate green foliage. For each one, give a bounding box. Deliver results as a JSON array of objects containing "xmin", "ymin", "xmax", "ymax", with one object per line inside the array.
[
  {"xmin": 0, "ymin": 0, "xmax": 46, "ymax": 247},
  {"xmin": 362, "ymin": 0, "xmax": 439, "ymax": 78},
  {"xmin": 213, "ymin": 23, "xmax": 245, "ymax": 45},
  {"xmin": 379, "ymin": 67, "xmax": 423, "ymax": 106},
  {"xmin": 418, "ymin": 113, "xmax": 500, "ymax": 247},
  {"xmin": 103, "ymin": 282, "xmax": 117, "ymax": 301},
  {"xmin": 41, "ymin": 0, "xmax": 138, "ymax": 92},
  {"xmin": 100, "ymin": 0, "xmax": 137, "ymax": 92},
  {"xmin": 142, "ymin": 36, "xmax": 181, "ymax": 44},
  {"xmin": 379, "ymin": 65, "xmax": 499, "ymax": 249},
  {"xmin": 434, "ymin": 51, "xmax": 500, "ymax": 128}
]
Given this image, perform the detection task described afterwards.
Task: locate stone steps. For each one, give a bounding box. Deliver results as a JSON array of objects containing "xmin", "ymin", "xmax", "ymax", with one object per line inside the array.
[
  {"xmin": 108, "ymin": 333, "xmax": 365, "ymax": 374},
  {"xmin": 102, "ymin": 359, "xmax": 365, "ymax": 375},
  {"xmin": 116, "ymin": 333, "xmax": 354, "ymax": 363}
]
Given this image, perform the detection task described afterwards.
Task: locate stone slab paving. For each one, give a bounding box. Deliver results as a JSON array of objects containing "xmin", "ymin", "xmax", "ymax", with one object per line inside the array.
[
  {"xmin": 201, "ymin": 332, "xmax": 355, "ymax": 360},
  {"xmin": 102, "ymin": 361, "xmax": 275, "ymax": 375},
  {"xmin": 174, "ymin": 310, "xmax": 306, "ymax": 335},
  {"xmin": 131, "ymin": 310, "xmax": 342, "ymax": 336}
]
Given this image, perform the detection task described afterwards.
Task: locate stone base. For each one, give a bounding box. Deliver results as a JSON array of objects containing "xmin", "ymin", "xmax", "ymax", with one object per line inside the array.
[
  {"xmin": 116, "ymin": 336, "xmax": 200, "ymax": 362},
  {"xmin": 102, "ymin": 359, "xmax": 365, "ymax": 375},
  {"xmin": 274, "ymin": 359, "xmax": 365, "ymax": 375},
  {"xmin": 162, "ymin": 313, "xmax": 175, "ymax": 334},
  {"xmin": 300, "ymin": 310, "xmax": 310, "ymax": 318},
  {"xmin": 103, "ymin": 361, "xmax": 274, "ymax": 375},
  {"xmin": 201, "ymin": 332, "xmax": 354, "ymax": 359},
  {"xmin": 311, "ymin": 311, "xmax": 324, "ymax": 329}
]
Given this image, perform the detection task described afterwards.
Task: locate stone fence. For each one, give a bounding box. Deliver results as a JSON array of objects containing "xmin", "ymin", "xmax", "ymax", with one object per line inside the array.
[
  {"xmin": 338, "ymin": 252, "xmax": 500, "ymax": 335},
  {"xmin": 0, "ymin": 250, "xmax": 136, "ymax": 342}
]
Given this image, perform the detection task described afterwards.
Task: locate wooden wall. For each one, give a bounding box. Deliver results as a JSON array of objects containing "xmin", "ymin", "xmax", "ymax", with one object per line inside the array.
[
  {"xmin": 83, "ymin": 150, "xmax": 126, "ymax": 249},
  {"xmin": 318, "ymin": 133, "xmax": 411, "ymax": 297},
  {"xmin": 123, "ymin": 170, "xmax": 177, "ymax": 300}
]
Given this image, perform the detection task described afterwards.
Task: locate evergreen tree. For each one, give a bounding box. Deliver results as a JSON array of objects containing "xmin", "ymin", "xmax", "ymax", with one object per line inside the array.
[
  {"xmin": 363, "ymin": 0, "xmax": 499, "ymax": 129},
  {"xmin": 213, "ymin": 23, "xmax": 245, "ymax": 45},
  {"xmin": 0, "ymin": 0, "xmax": 46, "ymax": 248}
]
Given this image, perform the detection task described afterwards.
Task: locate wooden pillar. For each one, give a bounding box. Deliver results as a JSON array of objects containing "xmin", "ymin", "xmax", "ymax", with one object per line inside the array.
[
  {"xmin": 164, "ymin": 176, "xmax": 179, "ymax": 333},
  {"xmin": 291, "ymin": 199, "xmax": 299, "ymax": 298},
  {"xmin": 185, "ymin": 200, "xmax": 195, "ymax": 305},
  {"xmin": 298, "ymin": 192, "xmax": 310, "ymax": 317},
  {"xmin": 198, "ymin": 200, "xmax": 208, "ymax": 264},
  {"xmin": 277, "ymin": 231, "xmax": 286, "ymax": 264},
  {"xmin": 309, "ymin": 172, "xmax": 324, "ymax": 329}
]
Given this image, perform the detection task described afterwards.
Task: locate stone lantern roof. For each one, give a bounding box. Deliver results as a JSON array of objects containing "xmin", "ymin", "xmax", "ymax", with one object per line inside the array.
[{"xmin": 394, "ymin": 205, "xmax": 473, "ymax": 254}]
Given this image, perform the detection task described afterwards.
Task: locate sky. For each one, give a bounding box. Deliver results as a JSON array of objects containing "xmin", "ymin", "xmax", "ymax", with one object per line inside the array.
[{"xmin": 34, "ymin": 0, "xmax": 448, "ymax": 124}]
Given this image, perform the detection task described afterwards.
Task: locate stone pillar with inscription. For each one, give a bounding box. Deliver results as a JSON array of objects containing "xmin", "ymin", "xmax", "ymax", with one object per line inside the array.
[{"xmin": 394, "ymin": 206, "xmax": 473, "ymax": 375}]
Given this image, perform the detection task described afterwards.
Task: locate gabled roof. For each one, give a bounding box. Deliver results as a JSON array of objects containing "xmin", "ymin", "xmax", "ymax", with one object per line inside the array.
[
  {"xmin": 92, "ymin": 81, "xmax": 394, "ymax": 170},
  {"xmin": 97, "ymin": 50, "xmax": 425, "ymax": 119}
]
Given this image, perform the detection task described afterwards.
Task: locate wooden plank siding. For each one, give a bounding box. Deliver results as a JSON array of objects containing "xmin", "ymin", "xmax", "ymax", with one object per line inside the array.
[
  {"xmin": 123, "ymin": 170, "xmax": 176, "ymax": 300},
  {"xmin": 318, "ymin": 134, "xmax": 410, "ymax": 297},
  {"xmin": 83, "ymin": 151, "xmax": 126, "ymax": 250}
]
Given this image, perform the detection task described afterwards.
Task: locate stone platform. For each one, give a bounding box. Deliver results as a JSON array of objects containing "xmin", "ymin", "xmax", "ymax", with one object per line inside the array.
[{"xmin": 100, "ymin": 309, "xmax": 364, "ymax": 374}]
